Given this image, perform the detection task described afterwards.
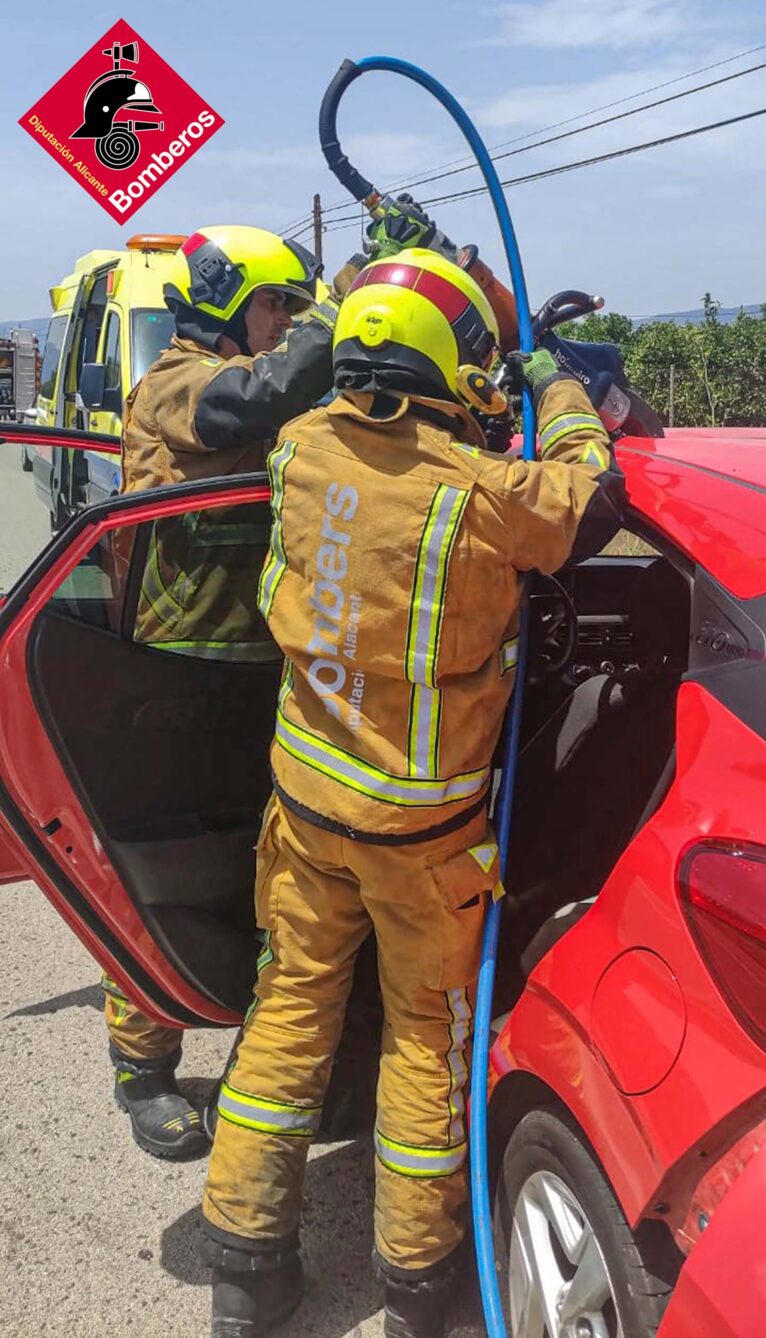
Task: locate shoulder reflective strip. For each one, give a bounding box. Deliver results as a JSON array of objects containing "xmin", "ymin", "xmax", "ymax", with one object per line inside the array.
[
  {"xmin": 258, "ymin": 439, "xmax": 298, "ymax": 619},
  {"xmin": 275, "ymin": 707, "xmax": 488, "ymax": 807},
  {"xmin": 580, "ymin": 441, "xmax": 609, "ymax": 470},
  {"xmin": 218, "ymin": 1084, "xmax": 321, "ymax": 1137},
  {"xmin": 446, "ymin": 988, "xmax": 472, "ymax": 1143},
  {"xmin": 539, "ymin": 413, "xmax": 604, "ymax": 457},
  {"xmin": 311, "ymin": 300, "xmax": 338, "ymax": 331},
  {"xmin": 500, "ymin": 636, "xmax": 519, "ymax": 676},
  {"xmin": 406, "ymin": 485, "xmax": 469, "ymax": 688},
  {"xmin": 374, "ymin": 1129, "xmax": 467, "ymax": 1178},
  {"xmin": 202, "ymin": 357, "xmax": 222, "ymax": 366},
  {"xmin": 468, "ymin": 842, "xmax": 498, "ymax": 873},
  {"xmin": 451, "ymin": 442, "xmax": 480, "ymax": 458},
  {"xmin": 407, "ymin": 682, "xmax": 442, "ymax": 778}
]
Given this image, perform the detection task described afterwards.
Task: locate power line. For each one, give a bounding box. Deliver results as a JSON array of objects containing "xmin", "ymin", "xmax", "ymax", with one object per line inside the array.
[
  {"xmin": 317, "ymin": 106, "xmax": 766, "ymax": 234},
  {"xmin": 280, "ymin": 41, "xmax": 766, "ymax": 233}
]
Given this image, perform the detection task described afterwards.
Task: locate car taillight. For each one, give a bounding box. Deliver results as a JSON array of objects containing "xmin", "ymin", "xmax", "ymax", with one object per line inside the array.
[{"xmin": 679, "ymin": 840, "xmax": 766, "ymax": 1048}]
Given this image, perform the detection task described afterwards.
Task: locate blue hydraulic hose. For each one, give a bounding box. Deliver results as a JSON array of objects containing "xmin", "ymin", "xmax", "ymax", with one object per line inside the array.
[{"xmin": 320, "ymin": 56, "xmax": 536, "ymax": 1337}]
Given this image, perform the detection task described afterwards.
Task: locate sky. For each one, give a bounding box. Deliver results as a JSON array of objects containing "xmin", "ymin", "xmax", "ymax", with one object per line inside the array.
[{"xmin": 0, "ymin": 0, "xmax": 764, "ymax": 321}]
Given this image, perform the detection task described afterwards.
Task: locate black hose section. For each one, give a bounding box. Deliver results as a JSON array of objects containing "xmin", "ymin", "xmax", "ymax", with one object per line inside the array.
[
  {"xmin": 319, "ymin": 59, "xmax": 376, "ymax": 202},
  {"xmin": 532, "ymin": 290, "xmax": 595, "ymax": 339}
]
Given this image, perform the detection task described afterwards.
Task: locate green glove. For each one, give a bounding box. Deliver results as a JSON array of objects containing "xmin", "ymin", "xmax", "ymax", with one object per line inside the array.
[
  {"xmin": 365, "ymin": 193, "xmax": 437, "ymax": 260},
  {"xmin": 511, "ymin": 347, "xmax": 560, "ymax": 390}
]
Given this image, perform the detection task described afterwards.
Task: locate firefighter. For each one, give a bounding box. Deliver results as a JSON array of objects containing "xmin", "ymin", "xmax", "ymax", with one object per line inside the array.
[
  {"xmin": 105, "ymin": 207, "xmax": 441, "ymax": 1161},
  {"xmin": 199, "ymin": 249, "xmax": 625, "ymax": 1336}
]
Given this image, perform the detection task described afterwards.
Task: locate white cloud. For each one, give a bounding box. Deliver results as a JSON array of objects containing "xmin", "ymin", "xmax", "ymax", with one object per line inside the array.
[{"xmin": 478, "ymin": 0, "xmax": 716, "ymax": 50}]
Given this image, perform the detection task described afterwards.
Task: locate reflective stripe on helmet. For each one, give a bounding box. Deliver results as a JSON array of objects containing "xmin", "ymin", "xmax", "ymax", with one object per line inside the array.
[
  {"xmin": 217, "ymin": 1083, "xmax": 321, "ymax": 1137},
  {"xmin": 539, "ymin": 412, "xmax": 604, "ymax": 457},
  {"xmin": 258, "ymin": 439, "xmax": 298, "ymax": 620},
  {"xmin": 374, "ymin": 1129, "xmax": 467, "ymax": 1178},
  {"xmin": 275, "ymin": 707, "xmax": 489, "ymax": 807},
  {"xmin": 405, "ymin": 483, "xmax": 468, "ymax": 778}
]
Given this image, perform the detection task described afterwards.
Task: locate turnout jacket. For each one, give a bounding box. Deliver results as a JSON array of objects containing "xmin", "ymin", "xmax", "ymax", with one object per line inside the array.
[
  {"xmin": 122, "ymin": 314, "xmax": 338, "ymax": 656},
  {"xmin": 262, "ymin": 375, "xmax": 625, "ymax": 839}
]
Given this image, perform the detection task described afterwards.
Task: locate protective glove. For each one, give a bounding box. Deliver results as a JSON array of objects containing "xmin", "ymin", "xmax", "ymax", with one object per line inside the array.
[
  {"xmin": 365, "ymin": 193, "xmax": 438, "ymax": 259},
  {"xmin": 506, "ymin": 346, "xmax": 560, "ymax": 393}
]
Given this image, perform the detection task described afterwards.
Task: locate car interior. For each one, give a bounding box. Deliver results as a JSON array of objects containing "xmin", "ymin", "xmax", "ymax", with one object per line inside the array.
[{"xmin": 24, "ymin": 510, "xmax": 692, "ymax": 1019}]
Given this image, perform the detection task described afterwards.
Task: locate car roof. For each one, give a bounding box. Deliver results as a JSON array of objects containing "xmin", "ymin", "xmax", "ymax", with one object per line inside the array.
[{"xmin": 616, "ymin": 429, "xmax": 766, "ymax": 600}]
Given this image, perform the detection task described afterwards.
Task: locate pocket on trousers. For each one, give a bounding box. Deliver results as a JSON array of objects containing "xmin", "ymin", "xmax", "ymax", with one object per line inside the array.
[
  {"xmin": 254, "ymin": 797, "xmax": 281, "ymax": 930},
  {"xmin": 425, "ymin": 846, "xmax": 493, "ymax": 991}
]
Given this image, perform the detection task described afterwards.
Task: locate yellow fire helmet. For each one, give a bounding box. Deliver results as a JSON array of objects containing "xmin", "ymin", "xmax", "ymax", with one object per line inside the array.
[
  {"xmin": 163, "ymin": 225, "xmax": 321, "ymax": 328},
  {"xmin": 333, "ymin": 248, "xmax": 502, "ymax": 410}
]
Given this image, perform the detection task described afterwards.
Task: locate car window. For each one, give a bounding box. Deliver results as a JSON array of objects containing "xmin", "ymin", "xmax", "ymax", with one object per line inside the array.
[
  {"xmin": 101, "ymin": 312, "xmax": 121, "ymax": 393},
  {"xmin": 46, "ymin": 504, "xmax": 280, "ymax": 662},
  {"xmin": 600, "ymin": 528, "xmax": 660, "ymax": 558},
  {"xmin": 39, "ymin": 315, "xmax": 68, "ymax": 401},
  {"xmin": 131, "ymin": 309, "xmax": 176, "ymax": 386}
]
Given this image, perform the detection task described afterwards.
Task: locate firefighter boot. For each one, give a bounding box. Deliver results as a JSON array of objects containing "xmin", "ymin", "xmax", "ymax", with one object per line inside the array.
[
  {"xmin": 110, "ymin": 1042, "xmax": 208, "ymax": 1159},
  {"xmin": 200, "ymin": 1232, "xmax": 304, "ymax": 1337},
  {"xmin": 379, "ymin": 1254, "xmax": 458, "ymax": 1338}
]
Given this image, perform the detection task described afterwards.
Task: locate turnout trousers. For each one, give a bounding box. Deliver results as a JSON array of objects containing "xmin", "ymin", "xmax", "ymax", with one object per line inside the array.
[
  {"xmin": 102, "ymin": 978, "xmax": 183, "ymax": 1061},
  {"xmin": 203, "ymin": 794, "xmax": 498, "ymax": 1271}
]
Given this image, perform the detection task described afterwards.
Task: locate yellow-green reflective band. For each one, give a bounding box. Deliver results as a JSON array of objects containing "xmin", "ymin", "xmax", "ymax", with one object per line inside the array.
[
  {"xmin": 218, "ymin": 1083, "xmax": 321, "ymax": 1137},
  {"xmin": 469, "ymin": 842, "xmax": 498, "ymax": 874},
  {"xmin": 256, "ymin": 930, "xmax": 273, "ymax": 974},
  {"xmin": 540, "ymin": 413, "xmax": 604, "ymax": 457},
  {"xmin": 580, "ymin": 441, "xmax": 608, "ymax": 470},
  {"xmin": 311, "ymin": 299, "xmax": 339, "ymax": 331},
  {"xmin": 407, "ymin": 682, "xmax": 442, "ymax": 779},
  {"xmin": 451, "ymin": 441, "xmax": 480, "ymax": 458},
  {"xmin": 100, "ymin": 973, "xmax": 127, "ymax": 1001},
  {"xmin": 406, "ymin": 485, "xmax": 469, "ymax": 688},
  {"xmin": 374, "ymin": 1129, "xmax": 467, "ymax": 1178},
  {"xmin": 278, "ymin": 659, "xmax": 294, "ymax": 710},
  {"xmin": 446, "ymin": 988, "xmax": 472, "ymax": 1143},
  {"xmin": 500, "ymin": 636, "xmax": 519, "ymax": 676},
  {"xmin": 148, "ymin": 639, "xmax": 279, "ymax": 662},
  {"xmin": 258, "ymin": 439, "xmax": 298, "ymax": 619},
  {"xmin": 275, "ymin": 707, "xmax": 489, "ymax": 807}
]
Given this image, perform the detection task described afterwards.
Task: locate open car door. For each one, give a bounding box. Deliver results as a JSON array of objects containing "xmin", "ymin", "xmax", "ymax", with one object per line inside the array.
[{"xmin": 0, "ymin": 467, "xmax": 277, "ymax": 1031}]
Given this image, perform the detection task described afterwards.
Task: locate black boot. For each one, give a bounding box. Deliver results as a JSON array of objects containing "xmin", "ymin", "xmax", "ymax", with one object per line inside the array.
[
  {"xmin": 378, "ymin": 1252, "xmax": 459, "ymax": 1338},
  {"xmin": 200, "ymin": 1230, "xmax": 304, "ymax": 1337},
  {"xmin": 110, "ymin": 1042, "xmax": 208, "ymax": 1160}
]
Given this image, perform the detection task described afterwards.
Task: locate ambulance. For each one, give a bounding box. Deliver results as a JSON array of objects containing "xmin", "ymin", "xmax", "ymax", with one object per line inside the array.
[{"xmin": 32, "ymin": 234, "xmax": 183, "ymax": 528}]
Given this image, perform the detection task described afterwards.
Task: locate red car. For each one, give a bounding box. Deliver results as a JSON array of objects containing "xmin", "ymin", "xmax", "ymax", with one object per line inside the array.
[{"xmin": 0, "ymin": 426, "xmax": 764, "ymax": 1337}]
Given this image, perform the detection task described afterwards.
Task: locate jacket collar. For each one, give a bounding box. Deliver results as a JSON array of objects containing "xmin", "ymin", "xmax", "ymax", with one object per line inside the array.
[{"xmin": 327, "ymin": 390, "xmax": 486, "ymax": 449}]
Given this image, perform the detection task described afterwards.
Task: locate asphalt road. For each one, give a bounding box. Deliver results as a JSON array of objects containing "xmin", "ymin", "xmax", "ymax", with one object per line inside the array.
[{"xmin": 0, "ymin": 448, "xmax": 486, "ymax": 1338}]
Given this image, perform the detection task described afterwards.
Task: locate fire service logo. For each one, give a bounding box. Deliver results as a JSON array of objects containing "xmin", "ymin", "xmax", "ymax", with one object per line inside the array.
[{"xmin": 19, "ymin": 20, "xmax": 223, "ymax": 223}]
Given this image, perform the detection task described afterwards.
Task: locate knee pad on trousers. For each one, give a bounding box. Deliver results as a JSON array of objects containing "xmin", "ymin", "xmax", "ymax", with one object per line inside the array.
[
  {"xmin": 109, "ymin": 1041, "xmax": 182, "ymax": 1075},
  {"xmin": 199, "ymin": 1219, "xmax": 300, "ymax": 1274}
]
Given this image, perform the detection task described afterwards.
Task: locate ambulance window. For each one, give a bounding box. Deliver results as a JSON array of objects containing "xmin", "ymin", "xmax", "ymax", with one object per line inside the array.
[
  {"xmin": 131, "ymin": 309, "xmax": 175, "ymax": 385},
  {"xmin": 39, "ymin": 315, "xmax": 68, "ymax": 400},
  {"xmin": 76, "ymin": 275, "xmax": 109, "ymax": 383},
  {"xmin": 102, "ymin": 313, "xmax": 121, "ymax": 393}
]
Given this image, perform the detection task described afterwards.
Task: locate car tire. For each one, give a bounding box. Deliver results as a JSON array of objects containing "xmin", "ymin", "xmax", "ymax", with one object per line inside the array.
[{"xmin": 493, "ymin": 1108, "xmax": 680, "ymax": 1337}]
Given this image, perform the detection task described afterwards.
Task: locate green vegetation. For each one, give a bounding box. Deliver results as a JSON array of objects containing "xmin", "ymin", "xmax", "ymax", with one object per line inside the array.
[{"xmin": 559, "ymin": 296, "xmax": 766, "ymax": 427}]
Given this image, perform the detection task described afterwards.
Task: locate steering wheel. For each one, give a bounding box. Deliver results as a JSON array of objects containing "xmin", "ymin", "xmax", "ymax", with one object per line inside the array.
[{"xmin": 527, "ymin": 574, "xmax": 578, "ymax": 677}]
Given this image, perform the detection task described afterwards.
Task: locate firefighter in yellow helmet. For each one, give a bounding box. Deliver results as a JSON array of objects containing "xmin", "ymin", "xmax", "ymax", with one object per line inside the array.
[
  {"xmin": 104, "ymin": 206, "xmax": 441, "ymax": 1161},
  {"xmin": 199, "ymin": 249, "xmax": 625, "ymax": 1336}
]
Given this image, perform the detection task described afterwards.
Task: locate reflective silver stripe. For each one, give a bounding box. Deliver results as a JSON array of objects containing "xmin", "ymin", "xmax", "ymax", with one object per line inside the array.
[
  {"xmin": 275, "ymin": 707, "xmax": 488, "ymax": 807},
  {"xmin": 539, "ymin": 413, "xmax": 604, "ymax": 457},
  {"xmin": 312, "ymin": 299, "xmax": 339, "ymax": 331},
  {"xmin": 374, "ymin": 1129, "xmax": 467, "ymax": 1178},
  {"xmin": 218, "ymin": 1084, "xmax": 321, "ymax": 1136},
  {"xmin": 500, "ymin": 636, "xmax": 519, "ymax": 675},
  {"xmin": 580, "ymin": 441, "xmax": 609, "ymax": 470},
  {"xmin": 408, "ymin": 682, "xmax": 441, "ymax": 779},
  {"xmin": 258, "ymin": 439, "xmax": 297, "ymax": 619},
  {"xmin": 406, "ymin": 485, "xmax": 468, "ymax": 688},
  {"xmin": 446, "ymin": 988, "xmax": 472, "ymax": 1143}
]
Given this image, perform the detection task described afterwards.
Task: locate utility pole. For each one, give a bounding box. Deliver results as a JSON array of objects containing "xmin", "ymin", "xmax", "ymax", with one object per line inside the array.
[
  {"xmin": 668, "ymin": 362, "xmax": 676, "ymax": 428},
  {"xmin": 312, "ymin": 194, "xmax": 323, "ymax": 265}
]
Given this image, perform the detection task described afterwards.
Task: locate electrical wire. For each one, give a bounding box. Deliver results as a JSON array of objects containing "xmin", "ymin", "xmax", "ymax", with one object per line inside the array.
[
  {"xmin": 309, "ymin": 105, "xmax": 766, "ymax": 235},
  {"xmin": 280, "ymin": 41, "xmax": 766, "ymax": 233}
]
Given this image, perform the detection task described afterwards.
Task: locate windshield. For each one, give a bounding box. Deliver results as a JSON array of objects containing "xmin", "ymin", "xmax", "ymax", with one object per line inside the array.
[{"xmin": 130, "ymin": 309, "xmax": 175, "ymax": 386}]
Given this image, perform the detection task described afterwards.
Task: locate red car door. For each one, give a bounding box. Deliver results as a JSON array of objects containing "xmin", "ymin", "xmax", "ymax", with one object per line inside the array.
[{"xmin": 0, "ymin": 466, "xmax": 276, "ymax": 1033}]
